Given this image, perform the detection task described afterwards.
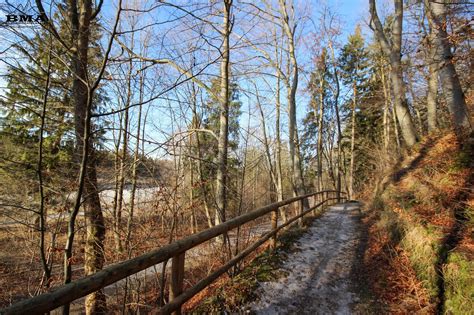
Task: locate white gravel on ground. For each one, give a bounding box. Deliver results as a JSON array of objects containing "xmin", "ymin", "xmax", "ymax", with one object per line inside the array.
[{"xmin": 248, "ymin": 202, "xmax": 362, "ymax": 315}]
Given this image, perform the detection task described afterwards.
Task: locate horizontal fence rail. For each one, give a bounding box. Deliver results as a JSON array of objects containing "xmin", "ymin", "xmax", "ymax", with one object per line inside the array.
[{"xmin": 1, "ymin": 190, "xmax": 346, "ymax": 315}]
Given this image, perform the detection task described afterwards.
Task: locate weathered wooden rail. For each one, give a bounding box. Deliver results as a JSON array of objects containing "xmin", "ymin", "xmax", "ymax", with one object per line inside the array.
[{"xmin": 1, "ymin": 190, "xmax": 346, "ymax": 314}]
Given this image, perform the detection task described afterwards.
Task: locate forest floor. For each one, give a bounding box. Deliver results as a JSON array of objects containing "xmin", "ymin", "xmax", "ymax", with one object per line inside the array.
[
  {"xmin": 360, "ymin": 132, "xmax": 474, "ymax": 314},
  {"xmin": 247, "ymin": 202, "xmax": 368, "ymax": 314}
]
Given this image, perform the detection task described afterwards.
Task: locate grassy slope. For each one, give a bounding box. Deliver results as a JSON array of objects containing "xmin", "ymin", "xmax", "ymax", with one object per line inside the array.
[{"xmin": 363, "ymin": 132, "xmax": 473, "ymax": 314}]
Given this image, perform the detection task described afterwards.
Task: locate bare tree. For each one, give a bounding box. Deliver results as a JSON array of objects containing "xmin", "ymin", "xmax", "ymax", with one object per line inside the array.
[
  {"xmin": 278, "ymin": 0, "xmax": 308, "ymax": 221},
  {"xmin": 369, "ymin": 0, "xmax": 418, "ymax": 146},
  {"xmin": 418, "ymin": 9, "xmax": 440, "ymax": 132},
  {"xmin": 424, "ymin": 0, "xmax": 472, "ymax": 133},
  {"xmin": 36, "ymin": 0, "xmax": 122, "ymax": 312},
  {"xmin": 215, "ymin": 0, "xmax": 233, "ymax": 226}
]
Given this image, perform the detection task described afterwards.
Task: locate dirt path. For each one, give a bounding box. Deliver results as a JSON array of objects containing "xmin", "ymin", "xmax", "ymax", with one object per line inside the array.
[{"xmin": 249, "ymin": 202, "xmax": 363, "ymax": 314}]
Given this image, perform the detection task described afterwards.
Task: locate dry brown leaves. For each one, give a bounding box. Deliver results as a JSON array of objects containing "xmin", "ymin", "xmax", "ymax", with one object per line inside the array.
[
  {"xmin": 361, "ymin": 132, "xmax": 474, "ymax": 313},
  {"xmin": 363, "ymin": 214, "xmax": 435, "ymax": 313}
]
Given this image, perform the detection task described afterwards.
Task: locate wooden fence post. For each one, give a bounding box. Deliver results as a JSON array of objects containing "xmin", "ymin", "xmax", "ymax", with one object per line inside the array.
[
  {"xmin": 312, "ymin": 194, "xmax": 318, "ymax": 215},
  {"xmin": 271, "ymin": 207, "xmax": 278, "ymax": 249},
  {"xmin": 169, "ymin": 252, "xmax": 185, "ymax": 315}
]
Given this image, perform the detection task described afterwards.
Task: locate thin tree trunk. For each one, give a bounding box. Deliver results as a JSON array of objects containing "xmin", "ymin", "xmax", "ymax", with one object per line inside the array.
[
  {"xmin": 126, "ymin": 69, "xmax": 144, "ymax": 251},
  {"xmin": 275, "ymin": 73, "xmax": 286, "ymax": 221},
  {"xmin": 196, "ymin": 132, "xmax": 213, "ymax": 228},
  {"xmin": 349, "ymin": 83, "xmax": 356, "ymax": 200},
  {"xmin": 189, "ymin": 156, "xmax": 196, "ymax": 234},
  {"xmin": 407, "ymin": 74, "xmax": 424, "ymax": 135},
  {"xmin": 215, "ymin": 0, "xmax": 232, "ymax": 226},
  {"xmin": 317, "ymin": 75, "xmax": 325, "ymax": 192},
  {"xmin": 386, "ymin": 70, "xmax": 401, "ymax": 151},
  {"xmin": 383, "ymin": 101, "xmax": 389, "ymax": 149},
  {"xmin": 425, "ymin": 26, "xmax": 439, "ymax": 132},
  {"xmin": 112, "ymin": 113, "xmax": 122, "ymax": 247},
  {"xmin": 426, "ymin": 61, "xmax": 439, "ymax": 132},
  {"xmin": 279, "ymin": 0, "xmax": 307, "ymax": 224},
  {"xmin": 328, "ymin": 41, "xmax": 342, "ymax": 201},
  {"xmin": 188, "ymin": 126, "xmax": 195, "ymax": 235},
  {"xmin": 380, "ymin": 62, "xmax": 391, "ymax": 150},
  {"xmin": 268, "ymin": 12, "xmax": 287, "ymax": 223},
  {"xmin": 233, "ymin": 108, "xmax": 251, "ymax": 264},
  {"xmin": 325, "ymin": 129, "xmax": 336, "ymax": 189},
  {"xmin": 255, "ymin": 84, "xmax": 278, "ymax": 200},
  {"xmin": 115, "ymin": 56, "xmax": 134, "ymax": 254},
  {"xmin": 115, "ymin": 107, "xmax": 128, "ymax": 253},
  {"xmin": 37, "ymin": 38, "xmax": 53, "ymax": 289}
]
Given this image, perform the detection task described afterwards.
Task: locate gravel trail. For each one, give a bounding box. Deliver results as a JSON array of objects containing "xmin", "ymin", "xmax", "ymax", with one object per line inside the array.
[{"xmin": 249, "ymin": 202, "xmax": 362, "ymax": 314}]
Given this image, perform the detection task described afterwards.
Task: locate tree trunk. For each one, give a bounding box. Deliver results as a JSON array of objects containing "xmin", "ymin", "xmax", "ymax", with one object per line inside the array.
[
  {"xmin": 195, "ymin": 127, "xmax": 213, "ymax": 228},
  {"xmin": 369, "ymin": 0, "xmax": 418, "ymax": 146},
  {"xmin": 126, "ymin": 69, "xmax": 144, "ymax": 251},
  {"xmin": 426, "ymin": 61, "xmax": 439, "ymax": 132},
  {"xmin": 279, "ymin": 0, "xmax": 307, "ymax": 224},
  {"xmin": 82, "ymin": 155, "xmax": 106, "ymax": 314},
  {"xmin": 328, "ymin": 41, "xmax": 342, "ymax": 201},
  {"xmin": 189, "ymin": 114, "xmax": 196, "ymax": 234},
  {"xmin": 407, "ymin": 73, "xmax": 424, "ymax": 135},
  {"xmin": 317, "ymin": 75, "xmax": 325, "ymax": 191},
  {"xmin": 349, "ymin": 83, "xmax": 356, "ymax": 200},
  {"xmin": 424, "ymin": 25, "xmax": 439, "ymax": 132},
  {"xmin": 215, "ymin": 0, "xmax": 232, "ymax": 226},
  {"xmin": 69, "ymin": 0, "xmax": 106, "ymax": 313},
  {"xmin": 390, "ymin": 60, "xmax": 418, "ymax": 146},
  {"xmin": 255, "ymin": 85, "xmax": 278, "ymax": 203},
  {"xmin": 380, "ymin": 61, "xmax": 391, "ymax": 150},
  {"xmin": 115, "ymin": 56, "xmax": 134, "ymax": 253},
  {"xmin": 189, "ymin": 158, "xmax": 196, "ymax": 234},
  {"xmin": 387, "ymin": 70, "xmax": 402, "ymax": 151},
  {"xmin": 115, "ymin": 105, "xmax": 129, "ymax": 254},
  {"xmin": 425, "ymin": 0, "xmax": 471, "ymax": 133},
  {"xmin": 111, "ymin": 113, "xmax": 122, "ymax": 251},
  {"xmin": 275, "ymin": 66, "xmax": 286, "ymax": 222},
  {"xmin": 37, "ymin": 39, "xmax": 53, "ymax": 289}
]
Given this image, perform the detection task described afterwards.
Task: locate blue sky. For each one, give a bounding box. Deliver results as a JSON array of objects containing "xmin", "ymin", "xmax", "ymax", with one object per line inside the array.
[
  {"xmin": 335, "ymin": 0, "xmax": 370, "ymax": 33},
  {"xmin": 0, "ymin": 0, "xmax": 378, "ymax": 158}
]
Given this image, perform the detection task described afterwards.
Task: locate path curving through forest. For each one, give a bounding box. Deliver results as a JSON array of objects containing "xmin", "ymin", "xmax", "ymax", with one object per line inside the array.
[{"xmin": 249, "ymin": 202, "xmax": 363, "ymax": 314}]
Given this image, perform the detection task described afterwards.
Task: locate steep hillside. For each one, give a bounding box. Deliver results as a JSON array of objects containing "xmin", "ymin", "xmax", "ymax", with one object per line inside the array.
[{"xmin": 363, "ymin": 132, "xmax": 473, "ymax": 313}]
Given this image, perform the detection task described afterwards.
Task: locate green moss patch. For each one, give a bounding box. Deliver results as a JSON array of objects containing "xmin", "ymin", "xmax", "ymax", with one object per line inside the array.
[{"xmin": 443, "ymin": 252, "xmax": 474, "ymax": 314}]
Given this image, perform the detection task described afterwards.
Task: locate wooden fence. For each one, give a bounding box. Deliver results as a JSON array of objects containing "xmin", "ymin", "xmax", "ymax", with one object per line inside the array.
[{"xmin": 1, "ymin": 190, "xmax": 346, "ymax": 314}]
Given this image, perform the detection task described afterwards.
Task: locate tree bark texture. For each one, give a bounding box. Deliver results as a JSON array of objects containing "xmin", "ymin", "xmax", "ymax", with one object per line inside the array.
[
  {"xmin": 69, "ymin": 0, "xmax": 106, "ymax": 313},
  {"xmin": 215, "ymin": 0, "xmax": 232, "ymax": 225},
  {"xmin": 426, "ymin": 60, "xmax": 439, "ymax": 132},
  {"xmin": 425, "ymin": 0, "xmax": 471, "ymax": 133}
]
